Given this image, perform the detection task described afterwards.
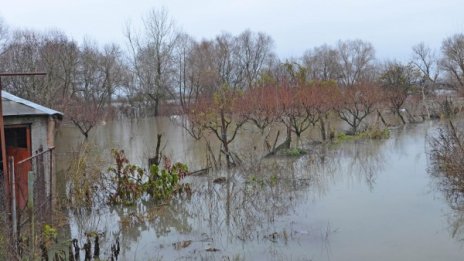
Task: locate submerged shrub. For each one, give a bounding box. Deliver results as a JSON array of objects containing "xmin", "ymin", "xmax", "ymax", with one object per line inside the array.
[
  {"xmin": 146, "ymin": 158, "xmax": 188, "ymax": 201},
  {"xmin": 365, "ymin": 127, "xmax": 390, "ymax": 139},
  {"xmin": 67, "ymin": 142, "xmax": 106, "ymax": 207},
  {"xmin": 279, "ymin": 147, "xmax": 306, "ymax": 157},
  {"xmin": 107, "ymin": 149, "xmax": 145, "ymax": 205},
  {"xmin": 334, "ymin": 127, "xmax": 390, "ymax": 143},
  {"xmin": 430, "ymin": 121, "xmax": 464, "ymax": 178},
  {"xmin": 108, "ymin": 149, "xmax": 189, "ymax": 205}
]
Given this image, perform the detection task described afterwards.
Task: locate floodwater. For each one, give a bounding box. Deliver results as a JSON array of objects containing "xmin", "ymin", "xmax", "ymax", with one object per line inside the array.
[{"xmin": 55, "ymin": 117, "xmax": 464, "ymax": 260}]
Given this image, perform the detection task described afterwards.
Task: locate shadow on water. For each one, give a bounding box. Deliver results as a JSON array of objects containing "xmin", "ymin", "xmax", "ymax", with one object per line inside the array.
[
  {"xmin": 427, "ymin": 120, "xmax": 464, "ymax": 245},
  {"xmin": 54, "ymin": 117, "xmax": 464, "ymax": 260}
]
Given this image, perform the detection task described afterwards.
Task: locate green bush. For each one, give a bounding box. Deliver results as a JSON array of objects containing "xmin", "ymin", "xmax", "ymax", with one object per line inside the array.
[
  {"xmin": 108, "ymin": 149, "xmax": 189, "ymax": 205},
  {"xmin": 334, "ymin": 128, "xmax": 390, "ymax": 143},
  {"xmin": 279, "ymin": 147, "xmax": 306, "ymax": 156},
  {"xmin": 108, "ymin": 149, "xmax": 145, "ymax": 205},
  {"xmin": 146, "ymin": 161, "xmax": 188, "ymax": 201}
]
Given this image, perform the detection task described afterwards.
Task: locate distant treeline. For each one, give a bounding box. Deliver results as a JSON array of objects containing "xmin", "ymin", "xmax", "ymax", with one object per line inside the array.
[{"xmin": 0, "ymin": 10, "xmax": 463, "ymax": 137}]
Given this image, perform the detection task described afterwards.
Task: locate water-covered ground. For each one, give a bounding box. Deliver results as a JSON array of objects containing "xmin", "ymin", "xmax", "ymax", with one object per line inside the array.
[{"xmin": 55, "ymin": 118, "xmax": 464, "ymax": 260}]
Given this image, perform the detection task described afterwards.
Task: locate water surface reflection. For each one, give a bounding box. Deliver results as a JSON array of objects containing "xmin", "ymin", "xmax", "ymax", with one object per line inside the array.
[{"xmin": 55, "ymin": 118, "xmax": 464, "ymax": 260}]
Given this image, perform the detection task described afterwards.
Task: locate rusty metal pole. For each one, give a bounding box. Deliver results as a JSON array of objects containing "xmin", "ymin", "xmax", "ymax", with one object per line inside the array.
[
  {"xmin": 0, "ymin": 77, "xmax": 8, "ymax": 211},
  {"xmin": 0, "ymin": 78, "xmax": 7, "ymax": 173}
]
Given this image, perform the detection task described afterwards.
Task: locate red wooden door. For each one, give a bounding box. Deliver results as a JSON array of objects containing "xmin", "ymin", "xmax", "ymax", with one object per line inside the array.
[{"xmin": 5, "ymin": 126, "xmax": 31, "ymax": 210}]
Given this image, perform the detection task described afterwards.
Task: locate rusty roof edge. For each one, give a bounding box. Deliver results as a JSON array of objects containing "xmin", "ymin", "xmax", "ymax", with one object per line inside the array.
[{"xmin": 1, "ymin": 90, "xmax": 64, "ymax": 118}]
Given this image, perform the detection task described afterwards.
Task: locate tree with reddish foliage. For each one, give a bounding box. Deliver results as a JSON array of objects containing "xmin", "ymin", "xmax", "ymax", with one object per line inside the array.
[
  {"xmin": 310, "ymin": 81, "xmax": 340, "ymax": 140},
  {"xmin": 61, "ymin": 96, "xmax": 107, "ymax": 139},
  {"xmin": 277, "ymin": 83, "xmax": 312, "ymax": 147},
  {"xmin": 240, "ymin": 85, "xmax": 279, "ymax": 133},
  {"xmin": 277, "ymin": 81, "xmax": 340, "ymax": 144},
  {"xmin": 294, "ymin": 84, "xmax": 320, "ymax": 135},
  {"xmin": 335, "ymin": 83, "xmax": 382, "ymax": 134},
  {"xmin": 187, "ymin": 86, "xmax": 247, "ymax": 168}
]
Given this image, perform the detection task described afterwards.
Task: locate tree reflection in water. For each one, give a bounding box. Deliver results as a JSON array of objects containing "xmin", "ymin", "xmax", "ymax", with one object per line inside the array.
[
  {"xmin": 429, "ymin": 166, "xmax": 464, "ymax": 243},
  {"xmin": 430, "ymin": 169, "xmax": 464, "ymax": 243},
  {"xmin": 67, "ymin": 137, "xmax": 390, "ymax": 260},
  {"xmin": 428, "ymin": 121, "xmax": 464, "ymax": 243}
]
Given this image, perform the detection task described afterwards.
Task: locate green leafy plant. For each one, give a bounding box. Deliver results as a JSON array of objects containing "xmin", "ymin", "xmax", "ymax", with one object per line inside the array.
[
  {"xmin": 108, "ymin": 149, "xmax": 145, "ymax": 205},
  {"xmin": 146, "ymin": 158, "xmax": 188, "ymax": 201},
  {"xmin": 334, "ymin": 128, "xmax": 390, "ymax": 144},
  {"xmin": 43, "ymin": 224, "xmax": 58, "ymax": 245},
  {"xmin": 108, "ymin": 149, "xmax": 189, "ymax": 205}
]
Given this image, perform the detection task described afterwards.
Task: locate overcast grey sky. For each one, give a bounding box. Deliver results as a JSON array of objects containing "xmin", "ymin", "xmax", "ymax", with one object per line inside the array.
[{"xmin": 1, "ymin": 0, "xmax": 463, "ymax": 60}]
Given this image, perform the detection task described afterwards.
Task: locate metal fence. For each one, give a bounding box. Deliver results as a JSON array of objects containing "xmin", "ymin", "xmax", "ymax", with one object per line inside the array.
[{"xmin": 5, "ymin": 146, "xmax": 55, "ymax": 257}]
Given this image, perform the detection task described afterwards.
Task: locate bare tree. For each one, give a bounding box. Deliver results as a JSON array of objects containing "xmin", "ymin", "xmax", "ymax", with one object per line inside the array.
[
  {"xmin": 412, "ymin": 43, "xmax": 440, "ymax": 87},
  {"xmin": 337, "ymin": 39, "xmax": 376, "ymax": 87},
  {"xmin": 0, "ymin": 30, "xmax": 43, "ymax": 100},
  {"xmin": 0, "ymin": 30, "xmax": 81, "ymax": 107},
  {"xmin": 379, "ymin": 61, "xmax": 416, "ymax": 124},
  {"xmin": 69, "ymin": 41, "xmax": 107, "ymax": 138},
  {"xmin": 187, "ymin": 39, "xmax": 219, "ymax": 98},
  {"xmin": 214, "ymin": 33, "xmax": 242, "ymax": 90},
  {"xmin": 126, "ymin": 8, "xmax": 179, "ymax": 116},
  {"xmin": 39, "ymin": 31, "xmax": 80, "ymax": 105},
  {"xmin": 0, "ymin": 17, "xmax": 9, "ymax": 56},
  {"xmin": 174, "ymin": 33, "xmax": 192, "ymax": 110},
  {"xmin": 100, "ymin": 43, "xmax": 127, "ymax": 106},
  {"xmin": 411, "ymin": 42, "xmax": 441, "ymax": 119},
  {"xmin": 236, "ymin": 30, "xmax": 274, "ymax": 89},
  {"xmin": 440, "ymin": 34, "xmax": 464, "ymax": 93},
  {"xmin": 66, "ymin": 41, "xmax": 127, "ymax": 138},
  {"xmin": 303, "ymin": 44, "xmax": 341, "ymax": 81},
  {"xmin": 179, "ymin": 30, "xmax": 272, "ymax": 129}
]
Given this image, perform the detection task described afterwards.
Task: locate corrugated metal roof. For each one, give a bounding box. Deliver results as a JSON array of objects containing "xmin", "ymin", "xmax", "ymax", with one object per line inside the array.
[{"xmin": 2, "ymin": 90, "xmax": 63, "ymax": 118}]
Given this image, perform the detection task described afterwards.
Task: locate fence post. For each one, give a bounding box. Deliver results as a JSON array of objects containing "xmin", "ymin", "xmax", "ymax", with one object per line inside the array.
[
  {"xmin": 49, "ymin": 148, "xmax": 53, "ymax": 223},
  {"xmin": 8, "ymin": 156, "xmax": 17, "ymax": 252},
  {"xmin": 28, "ymin": 170, "xmax": 35, "ymax": 258}
]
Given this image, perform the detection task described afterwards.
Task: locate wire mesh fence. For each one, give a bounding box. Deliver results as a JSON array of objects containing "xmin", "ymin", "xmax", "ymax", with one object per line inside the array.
[{"xmin": 1, "ymin": 146, "xmax": 56, "ymax": 259}]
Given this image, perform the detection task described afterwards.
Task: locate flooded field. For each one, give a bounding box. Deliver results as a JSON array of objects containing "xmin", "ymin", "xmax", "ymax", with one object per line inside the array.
[{"xmin": 55, "ymin": 117, "xmax": 464, "ymax": 260}]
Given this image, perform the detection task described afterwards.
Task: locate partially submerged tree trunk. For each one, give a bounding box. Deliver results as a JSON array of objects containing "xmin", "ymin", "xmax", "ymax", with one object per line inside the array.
[
  {"xmin": 320, "ymin": 116, "xmax": 327, "ymax": 141},
  {"xmin": 220, "ymin": 110, "xmax": 232, "ymax": 168},
  {"xmin": 72, "ymin": 119, "xmax": 92, "ymax": 139},
  {"xmin": 154, "ymin": 97, "xmax": 160, "ymax": 117},
  {"xmin": 265, "ymin": 126, "xmax": 291, "ymax": 157},
  {"xmin": 421, "ymin": 86, "xmax": 431, "ymax": 120},
  {"xmin": 148, "ymin": 134, "xmax": 163, "ymax": 166},
  {"xmin": 377, "ymin": 109, "xmax": 389, "ymax": 127},
  {"xmin": 395, "ymin": 108, "xmax": 406, "ymax": 125},
  {"xmin": 285, "ymin": 124, "xmax": 292, "ymax": 148}
]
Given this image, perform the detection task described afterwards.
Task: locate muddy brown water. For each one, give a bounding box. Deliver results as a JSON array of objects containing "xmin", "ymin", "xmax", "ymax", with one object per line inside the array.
[{"xmin": 55, "ymin": 117, "xmax": 464, "ymax": 260}]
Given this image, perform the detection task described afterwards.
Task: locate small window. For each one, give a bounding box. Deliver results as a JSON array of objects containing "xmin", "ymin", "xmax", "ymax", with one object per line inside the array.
[{"xmin": 5, "ymin": 127, "xmax": 28, "ymax": 148}]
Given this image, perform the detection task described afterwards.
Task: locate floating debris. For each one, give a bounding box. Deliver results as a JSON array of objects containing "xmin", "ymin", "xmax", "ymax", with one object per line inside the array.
[
  {"xmin": 173, "ymin": 240, "xmax": 192, "ymax": 250},
  {"xmin": 264, "ymin": 230, "xmax": 289, "ymax": 243},
  {"xmin": 213, "ymin": 177, "xmax": 227, "ymax": 184}
]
